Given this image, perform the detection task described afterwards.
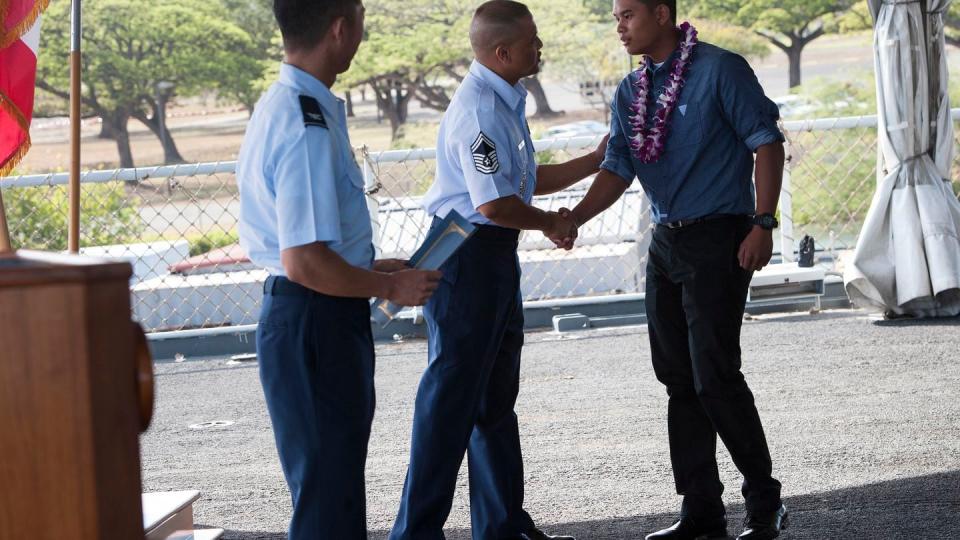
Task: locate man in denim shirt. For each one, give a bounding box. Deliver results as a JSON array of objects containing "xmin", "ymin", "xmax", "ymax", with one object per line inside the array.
[{"xmin": 564, "ymin": 1, "xmax": 789, "ymax": 539}]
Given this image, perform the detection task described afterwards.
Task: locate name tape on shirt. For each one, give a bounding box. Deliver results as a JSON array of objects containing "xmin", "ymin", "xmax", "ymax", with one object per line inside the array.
[
  {"xmin": 471, "ymin": 132, "xmax": 500, "ymax": 174},
  {"xmin": 299, "ymin": 95, "xmax": 328, "ymax": 129}
]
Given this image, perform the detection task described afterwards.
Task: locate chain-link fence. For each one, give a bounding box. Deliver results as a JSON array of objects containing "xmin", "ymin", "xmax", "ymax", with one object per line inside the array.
[{"xmin": 3, "ymin": 112, "xmax": 959, "ymax": 333}]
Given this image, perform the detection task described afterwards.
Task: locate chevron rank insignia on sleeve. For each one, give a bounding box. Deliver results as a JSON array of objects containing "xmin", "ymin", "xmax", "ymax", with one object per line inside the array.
[
  {"xmin": 471, "ymin": 132, "xmax": 500, "ymax": 174},
  {"xmin": 299, "ymin": 95, "xmax": 328, "ymax": 128}
]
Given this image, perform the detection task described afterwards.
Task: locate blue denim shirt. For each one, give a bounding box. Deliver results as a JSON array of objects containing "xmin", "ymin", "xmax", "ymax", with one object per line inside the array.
[{"xmin": 601, "ymin": 42, "xmax": 784, "ymax": 224}]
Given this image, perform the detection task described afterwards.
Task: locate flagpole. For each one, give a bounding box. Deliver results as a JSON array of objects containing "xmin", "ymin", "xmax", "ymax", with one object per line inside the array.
[{"xmin": 68, "ymin": 0, "xmax": 81, "ymax": 253}]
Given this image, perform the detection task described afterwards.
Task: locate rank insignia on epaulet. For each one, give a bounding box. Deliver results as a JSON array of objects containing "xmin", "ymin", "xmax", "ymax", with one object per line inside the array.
[
  {"xmin": 299, "ymin": 95, "xmax": 328, "ymax": 128},
  {"xmin": 471, "ymin": 132, "xmax": 499, "ymax": 174}
]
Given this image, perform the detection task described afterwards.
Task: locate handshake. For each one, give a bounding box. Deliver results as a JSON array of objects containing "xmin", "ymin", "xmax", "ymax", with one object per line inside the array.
[{"xmin": 543, "ymin": 207, "xmax": 579, "ymax": 251}]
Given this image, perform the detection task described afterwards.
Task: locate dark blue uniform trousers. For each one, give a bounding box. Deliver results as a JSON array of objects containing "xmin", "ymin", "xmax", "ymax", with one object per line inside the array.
[
  {"xmin": 257, "ymin": 276, "xmax": 376, "ymax": 540},
  {"xmin": 645, "ymin": 216, "xmax": 782, "ymax": 520},
  {"xmin": 390, "ymin": 224, "xmax": 536, "ymax": 540}
]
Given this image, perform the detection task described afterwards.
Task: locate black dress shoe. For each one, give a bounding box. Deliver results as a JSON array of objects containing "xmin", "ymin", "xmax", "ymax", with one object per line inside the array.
[
  {"xmin": 737, "ymin": 504, "xmax": 789, "ymax": 540},
  {"xmin": 521, "ymin": 528, "xmax": 575, "ymax": 540},
  {"xmin": 645, "ymin": 516, "xmax": 728, "ymax": 540}
]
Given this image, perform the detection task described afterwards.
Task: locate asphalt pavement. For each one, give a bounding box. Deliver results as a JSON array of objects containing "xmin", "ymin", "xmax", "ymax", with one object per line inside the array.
[{"xmin": 140, "ymin": 309, "xmax": 960, "ymax": 539}]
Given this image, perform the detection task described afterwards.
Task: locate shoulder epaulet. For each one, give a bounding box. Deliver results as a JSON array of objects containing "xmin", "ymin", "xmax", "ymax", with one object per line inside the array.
[{"xmin": 298, "ymin": 95, "xmax": 328, "ymax": 128}]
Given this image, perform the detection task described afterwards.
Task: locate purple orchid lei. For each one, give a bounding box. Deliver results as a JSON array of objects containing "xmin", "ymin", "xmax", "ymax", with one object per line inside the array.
[{"xmin": 629, "ymin": 21, "xmax": 698, "ymax": 163}]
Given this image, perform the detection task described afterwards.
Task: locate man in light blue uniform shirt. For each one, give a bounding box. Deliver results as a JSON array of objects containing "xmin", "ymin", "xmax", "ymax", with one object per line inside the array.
[
  {"xmin": 237, "ymin": 1, "xmax": 440, "ymax": 538},
  {"xmin": 389, "ymin": 2, "xmax": 607, "ymax": 540}
]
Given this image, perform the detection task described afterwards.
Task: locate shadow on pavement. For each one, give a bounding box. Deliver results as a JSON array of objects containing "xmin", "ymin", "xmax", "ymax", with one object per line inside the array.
[
  {"xmin": 222, "ymin": 469, "xmax": 960, "ymax": 539},
  {"xmin": 872, "ymin": 314, "xmax": 960, "ymax": 327}
]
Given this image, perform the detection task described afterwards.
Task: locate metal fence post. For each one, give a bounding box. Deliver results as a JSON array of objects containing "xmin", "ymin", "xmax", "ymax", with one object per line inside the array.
[
  {"xmin": 360, "ymin": 146, "xmax": 382, "ymax": 258},
  {"xmin": 780, "ymin": 129, "xmax": 795, "ymax": 263}
]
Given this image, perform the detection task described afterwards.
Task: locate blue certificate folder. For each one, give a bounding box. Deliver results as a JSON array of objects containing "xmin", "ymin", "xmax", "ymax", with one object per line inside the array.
[{"xmin": 371, "ymin": 210, "xmax": 476, "ymax": 326}]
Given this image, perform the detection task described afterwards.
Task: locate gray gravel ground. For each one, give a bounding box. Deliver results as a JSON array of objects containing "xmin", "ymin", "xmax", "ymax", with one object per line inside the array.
[{"xmin": 141, "ymin": 309, "xmax": 960, "ymax": 539}]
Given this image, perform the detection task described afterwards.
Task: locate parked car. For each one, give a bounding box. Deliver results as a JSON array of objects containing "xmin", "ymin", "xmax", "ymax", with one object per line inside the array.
[
  {"xmin": 772, "ymin": 94, "xmax": 870, "ymax": 119},
  {"xmin": 542, "ymin": 120, "xmax": 609, "ymax": 139},
  {"xmin": 772, "ymin": 94, "xmax": 820, "ymax": 119}
]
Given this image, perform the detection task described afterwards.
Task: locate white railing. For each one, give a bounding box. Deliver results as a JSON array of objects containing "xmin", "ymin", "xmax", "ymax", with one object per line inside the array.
[{"xmin": 3, "ymin": 112, "xmax": 958, "ymax": 332}]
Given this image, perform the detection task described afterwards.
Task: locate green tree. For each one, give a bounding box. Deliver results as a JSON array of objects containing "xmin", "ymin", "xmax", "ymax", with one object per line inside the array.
[
  {"xmin": 342, "ymin": 0, "xmax": 474, "ymax": 140},
  {"xmin": 222, "ymin": 0, "xmax": 284, "ymax": 113},
  {"xmin": 546, "ymin": 2, "xmax": 768, "ymax": 114},
  {"xmin": 4, "ymin": 184, "xmax": 143, "ymax": 250},
  {"xmin": 37, "ymin": 0, "xmax": 264, "ymax": 168},
  {"xmin": 694, "ymin": 0, "xmax": 856, "ymax": 89},
  {"xmin": 525, "ymin": 0, "xmax": 606, "ymax": 116},
  {"xmin": 843, "ymin": 1, "xmax": 960, "ymax": 48},
  {"xmin": 581, "ymin": 0, "xmax": 771, "ymax": 57},
  {"xmin": 344, "ymin": 0, "xmax": 609, "ymax": 140},
  {"xmin": 946, "ymin": 4, "xmax": 960, "ymax": 47}
]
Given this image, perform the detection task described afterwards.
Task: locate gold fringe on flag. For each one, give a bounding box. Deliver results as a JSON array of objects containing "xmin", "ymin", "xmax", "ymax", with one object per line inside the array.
[
  {"xmin": 0, "ymin": 0, "xmax": 50, "ymax": 49},
  {"xmin": 0, "ymin": 90, "xmax": 31, "ymax": 176}
]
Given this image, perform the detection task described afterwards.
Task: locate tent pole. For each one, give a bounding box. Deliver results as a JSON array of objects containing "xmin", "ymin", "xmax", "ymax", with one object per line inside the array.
[{"xmin": 68, "ymin": 0, "xmax": 81, "ymax": 253}]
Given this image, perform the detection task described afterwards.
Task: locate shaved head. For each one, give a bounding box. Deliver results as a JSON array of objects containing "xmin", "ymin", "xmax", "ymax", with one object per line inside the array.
[{"xmin": 470, "ymin": 0, "xmax": 533, "ymax": 55}]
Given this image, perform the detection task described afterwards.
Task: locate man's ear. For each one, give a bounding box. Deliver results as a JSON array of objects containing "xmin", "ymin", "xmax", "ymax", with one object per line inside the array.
[
  {"xmin": 655, "ymin": 4, "xmax": 672, "ymax": 26},
  {"xmin": 495, "ymin": 44, "xmax": 511, "ymax": 65},
  {"xmin": 330, "ymin": 16, "xmax": 347, "ymax": 43}
]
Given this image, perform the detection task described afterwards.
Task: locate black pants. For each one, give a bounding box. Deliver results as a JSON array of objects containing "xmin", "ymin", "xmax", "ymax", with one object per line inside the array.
[{"xmin": 645, "ymin": 215, "xmax": 782, "ymax": 519}]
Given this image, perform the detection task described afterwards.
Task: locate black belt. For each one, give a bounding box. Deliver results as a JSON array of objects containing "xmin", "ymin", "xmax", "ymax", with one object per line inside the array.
[
  {"xmin": 472, "ymin": 224, "xmax": 521, "ymax": 242},
  {"xmin": 263, "ymin": 275, "xmax": 313, "ymax": 296},
  {"xmin": 658, "ymin": 213, "xmax": 746, "ymax": 230}
]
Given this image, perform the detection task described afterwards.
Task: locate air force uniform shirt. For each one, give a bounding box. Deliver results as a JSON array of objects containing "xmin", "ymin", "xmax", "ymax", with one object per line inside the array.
[
  {"xmin": 423, "ymin": 60, "xmax": 538, "ymax": 225},
  {"xmin": 238, "ymin": 63, "xmax": 374, "ymax": 276}
]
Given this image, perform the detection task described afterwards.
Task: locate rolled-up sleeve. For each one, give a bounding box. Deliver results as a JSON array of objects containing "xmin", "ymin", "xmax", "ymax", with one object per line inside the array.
[
  {"xmin": 600, "ymin": 81, "xmax": 637, "ymax": 184},
  {"xmin": 716, "ymin": 52, "xmax": 784, "ymax": 151},
  {"xmin": 453, "ymin": 112, "xmax": 518, "ymax": 209},
  {"xmin": 274, "ymin": 126, "xmax": 342, "ymax": 250}
]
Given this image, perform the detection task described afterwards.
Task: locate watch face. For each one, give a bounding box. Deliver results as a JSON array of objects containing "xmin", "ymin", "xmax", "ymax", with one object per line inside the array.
[{"xmin": 755, "ymin": 214, "xmax": 778, "ymax": 229}]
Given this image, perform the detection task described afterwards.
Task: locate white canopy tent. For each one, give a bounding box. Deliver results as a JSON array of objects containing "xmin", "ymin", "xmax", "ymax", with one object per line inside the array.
[{"xmin": 845, "ymin": 0, "xmax": 960, "ymax": 317}]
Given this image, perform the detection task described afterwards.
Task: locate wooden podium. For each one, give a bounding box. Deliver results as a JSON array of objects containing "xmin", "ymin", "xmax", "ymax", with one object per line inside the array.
[{"xmin": 0, "ymin": 251, "xmax": 153, "ymax": 540}]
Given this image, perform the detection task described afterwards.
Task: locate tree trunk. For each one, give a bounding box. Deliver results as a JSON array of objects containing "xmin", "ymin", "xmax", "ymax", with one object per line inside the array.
[
  {"xmin": 415, "ymin": 80, "xmax": 452, "ymax": 112},
  {"xmin": 135, "ymin": 106, "xmax": 185, "ymax": 165},
  {"xmin": 158, "ymin": 126, "xmax": 185, "ymax": 164},
  {"xmin": 371, "ymin": 78, "xmax": 414, "ymax": 142},
  {"xmin": 394, "ymin": 81, "xmax": 410, "ymax": 124},
  {"xmin": 116, "ymin": 128, "xmax": 134, "ymax": 170},
  {"xmin": 98, "ymin": 120, "xmax": 115, "ymax": 140},
  {"xmin": 787, "ymin": 46, "xmax": 803, "ymax": 89},
  {"xmin": 757, "ymin": 29, "xmax": 821, "ymax": 92},
  {"xmin": 522, "ymin": 76, "xmax": 561, "ymax": 118},
  {"xmin": 103, "ymin": 111, "xmax": 135, "ymax": 171},
  {"xmin": 345, "ymin": 90, "xmax": 355, "ymax": 117}
]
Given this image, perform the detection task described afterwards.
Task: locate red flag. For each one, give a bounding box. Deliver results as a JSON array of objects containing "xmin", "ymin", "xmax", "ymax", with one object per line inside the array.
[{"xmin": 0, "ymin": 0, "xmax": 49, "ymax": 175}]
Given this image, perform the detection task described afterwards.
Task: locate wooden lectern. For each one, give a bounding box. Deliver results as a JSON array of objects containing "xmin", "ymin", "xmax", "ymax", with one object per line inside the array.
[{"xmin": 0, "ymin": 251, "xmax": 154, "ymax": 540}]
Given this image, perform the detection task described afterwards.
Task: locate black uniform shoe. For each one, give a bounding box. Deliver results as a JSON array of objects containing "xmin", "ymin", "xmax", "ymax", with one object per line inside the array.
[
  {"xmin": 737, "ymin": 504, "xmax": 789, "ymax": 540},
  {"xmin": 645, "ymin": 516, "xmax": 728, "ymax": 540},
  {"xmin": 521, "ymin": 528, "xmax": 575, "ymax": 540}
]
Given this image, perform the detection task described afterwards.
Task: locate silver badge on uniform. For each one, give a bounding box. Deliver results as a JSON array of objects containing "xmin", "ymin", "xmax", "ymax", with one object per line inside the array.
[{"xmin": 471, "ymin": 132, "xmax": 500, "ymax": 174}]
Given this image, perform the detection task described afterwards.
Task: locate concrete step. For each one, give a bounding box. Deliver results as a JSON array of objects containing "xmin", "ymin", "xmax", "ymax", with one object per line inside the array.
[
  {"xmin": 164, "ymin": 529, "xmax": 225, "ymax": 540},
  {"xmin": 143, "ymin": 490, "xmax": 222, "ymax": 540}
]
